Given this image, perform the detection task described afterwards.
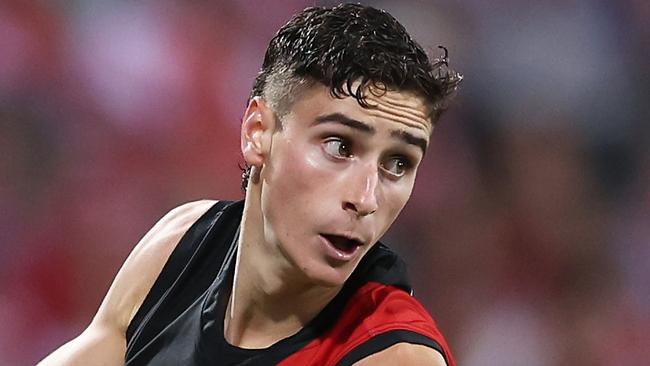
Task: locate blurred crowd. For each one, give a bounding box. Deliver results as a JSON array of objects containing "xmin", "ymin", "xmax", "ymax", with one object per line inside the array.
[{"xmin": 1, "ymin": 1, "xmax": 648, "ymax": 365}]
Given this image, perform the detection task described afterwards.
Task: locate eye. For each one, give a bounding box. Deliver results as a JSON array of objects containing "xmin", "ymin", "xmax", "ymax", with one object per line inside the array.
[
  {"xmin": 323, "ymin": 137, "xmax": 353, "ymax": 158},
  {"xmin": 381, "ymin": 156, "xmax": 412, "ymax": 177}
]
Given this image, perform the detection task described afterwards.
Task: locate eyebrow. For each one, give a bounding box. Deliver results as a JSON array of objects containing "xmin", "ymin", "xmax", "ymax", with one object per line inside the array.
[
  {"xmin": 313, "ymin": 112, "xmax": 427, "ymax": 155},
  {"xmin": 313, "ymin": 113, "xmax": 375, "ymax": 133},
  {"xmin": 391, "ymin": 130, "xmax": 428, "ymax": 155}
]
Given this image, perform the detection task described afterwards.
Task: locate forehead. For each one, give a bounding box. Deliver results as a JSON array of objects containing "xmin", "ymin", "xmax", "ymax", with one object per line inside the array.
[
  {"xmin": 362, "ymin": 86, "xmax": 432, "ymax": 136},
  {"xmin": 284, "ymin": 84, "xmax": 432, "ymax": 137}
]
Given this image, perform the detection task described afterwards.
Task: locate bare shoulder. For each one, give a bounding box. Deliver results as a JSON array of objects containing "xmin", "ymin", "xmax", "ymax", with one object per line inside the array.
[
  {"xmin": 37, "ymin": 200, "xmax": 217, "ymax": 365},
  {"xmin": 93, "ymin": 199, "xmax": 218, "ymax": 332},
  {"xmin": 352, "ymin": 343, "xmax": 447, "ymax": 366}
]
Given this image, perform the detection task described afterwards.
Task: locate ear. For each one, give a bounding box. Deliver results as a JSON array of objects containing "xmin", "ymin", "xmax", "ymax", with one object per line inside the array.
[{"xmin": 241, "ymin": 97, "xmax": 277, "ymax": 168}]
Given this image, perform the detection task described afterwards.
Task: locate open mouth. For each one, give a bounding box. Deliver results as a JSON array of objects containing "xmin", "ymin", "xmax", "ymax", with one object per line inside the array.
[{"xmin": 320, "ymin": 234, "xmax": 363, "ymax": 255}]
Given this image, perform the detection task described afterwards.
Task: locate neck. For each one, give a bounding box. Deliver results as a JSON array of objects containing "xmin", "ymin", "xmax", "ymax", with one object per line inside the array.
[{"xmin": 223, "ymin": 190, "xmax": 341, "ymax": 349}]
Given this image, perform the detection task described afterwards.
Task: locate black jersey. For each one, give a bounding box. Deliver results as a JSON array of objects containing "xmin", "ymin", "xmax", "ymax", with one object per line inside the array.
[{"xmin": 124, "ymin": 200, "xmax": 454, "ymax": 366}]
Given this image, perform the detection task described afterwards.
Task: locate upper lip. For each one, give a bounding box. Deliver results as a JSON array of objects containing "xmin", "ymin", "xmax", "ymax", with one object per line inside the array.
[{"xmin": 320, "ymin": 232, "xmax": 366, "ymax": 247}]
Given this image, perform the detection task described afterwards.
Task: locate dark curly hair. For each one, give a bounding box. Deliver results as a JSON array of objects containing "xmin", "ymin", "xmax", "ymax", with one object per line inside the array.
[{"xmin": 242, "ymin": 3, "xmax": 462, "ymax": 192}]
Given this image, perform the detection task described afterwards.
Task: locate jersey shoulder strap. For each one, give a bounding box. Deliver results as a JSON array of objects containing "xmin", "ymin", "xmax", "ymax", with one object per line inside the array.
[{"xmin": 125, "ymin": 200, "xmax": 233, "ymax": 347}]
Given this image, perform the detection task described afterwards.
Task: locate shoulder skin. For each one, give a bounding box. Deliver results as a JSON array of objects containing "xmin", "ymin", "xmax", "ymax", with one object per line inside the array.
[{"xmin": 37, "ymin": 200, "xmax": 216, "ymax": 366}]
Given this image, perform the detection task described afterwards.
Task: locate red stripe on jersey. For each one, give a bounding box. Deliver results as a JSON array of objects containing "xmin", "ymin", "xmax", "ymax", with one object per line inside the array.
[{"xmin": 278, "ymin": 281, "xmax": 455, "ymax": 366}]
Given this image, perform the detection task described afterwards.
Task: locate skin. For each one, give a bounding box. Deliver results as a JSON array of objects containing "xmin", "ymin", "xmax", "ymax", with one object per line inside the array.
[
  {"xmin": 230, "ymin": 83, "xmax": 444, "ymax": 364},
  {"xmin": 37, "ymin": 200, "xmax": 216, "ymax": 366},
  {"xmin": 38, "ymin": 84, "xmax": 446, "ymax": 365}
]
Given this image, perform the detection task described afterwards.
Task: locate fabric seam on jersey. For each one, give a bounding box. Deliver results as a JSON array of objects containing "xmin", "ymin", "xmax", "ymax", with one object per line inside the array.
[{"xmin": 126, "ymin": 201, "xmax": 231, "ymax": 356}]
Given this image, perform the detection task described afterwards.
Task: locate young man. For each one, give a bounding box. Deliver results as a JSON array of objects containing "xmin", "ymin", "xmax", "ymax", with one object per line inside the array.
[{"xmin": 39, "ymin": 4, "xmax": 462, "ymax": 365}]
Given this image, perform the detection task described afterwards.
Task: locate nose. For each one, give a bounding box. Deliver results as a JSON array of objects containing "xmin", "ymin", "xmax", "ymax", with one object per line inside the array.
[{"xmin": 343, "ymin": 163, "xmax": 379, "ymax": 217}]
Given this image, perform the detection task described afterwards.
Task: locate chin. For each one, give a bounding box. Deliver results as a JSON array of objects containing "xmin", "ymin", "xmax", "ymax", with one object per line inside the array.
[{"xmin": 297, "ymin": 260, "xmax": 354, "ymax": 288}]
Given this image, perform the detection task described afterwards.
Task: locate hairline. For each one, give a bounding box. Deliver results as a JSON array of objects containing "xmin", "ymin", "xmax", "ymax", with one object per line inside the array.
[{"xmin": 258, "ymin": 71, "xmax": 437, "ymax": 130}]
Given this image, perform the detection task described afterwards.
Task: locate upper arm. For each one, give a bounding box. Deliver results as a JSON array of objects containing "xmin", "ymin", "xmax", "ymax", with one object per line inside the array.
[
  {"xmin": 38, "ymin": 200, "xmax": 217, "ymax": 366},
  {"xmin": 93, "ymin": 199, "xmax": 217, "ymax": 331},
  {"xmin": 352, "ymin": 343, "xmax": 447, "ymax": 366}
]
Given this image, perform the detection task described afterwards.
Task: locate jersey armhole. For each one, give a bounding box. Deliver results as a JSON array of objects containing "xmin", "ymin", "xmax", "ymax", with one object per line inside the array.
[
  {"xmin": 125, "ymin": 200, "xmax": 231, "ymax": 341},
  {"xmin": 335, "ymin": 330, "xmax": 448, "ymax": 366}
]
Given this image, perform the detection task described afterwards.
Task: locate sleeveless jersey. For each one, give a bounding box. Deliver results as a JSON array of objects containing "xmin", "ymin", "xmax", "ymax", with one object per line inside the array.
[{"xmin": 125, "ymin": 200, "xmax": 455, "ymax": 365}]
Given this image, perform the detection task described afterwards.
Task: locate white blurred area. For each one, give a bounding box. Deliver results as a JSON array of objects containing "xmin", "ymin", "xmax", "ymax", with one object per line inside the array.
[{"xmin": 1, "ymin": 1, "xmax": 648, "ymax": 364}]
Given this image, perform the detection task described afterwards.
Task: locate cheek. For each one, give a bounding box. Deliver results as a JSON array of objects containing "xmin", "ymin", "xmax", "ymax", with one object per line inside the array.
[
  {"xmin": 261, "ymin": 140, "xmax": 332, "ymax": 236},
  {"xmin": 377, "ymin": 180, "xmax": 415, "ymax": 235},
  {"xmin": 272, "ymin": 140, "xmax": 334, "ymax": 194},
  {"xmin": 275, "ymin": 144, "xmax": 323, "ymax": 190}
]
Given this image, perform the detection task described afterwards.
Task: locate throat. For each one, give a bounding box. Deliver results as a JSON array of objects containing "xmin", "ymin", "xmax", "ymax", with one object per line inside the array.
[
  {"xmin": 222, "ymin": 258, "xmax": 342, "ymax": 349},
  {"xmin": 229, "ymin": 198, "xmax": 343, "ymax": 348}
]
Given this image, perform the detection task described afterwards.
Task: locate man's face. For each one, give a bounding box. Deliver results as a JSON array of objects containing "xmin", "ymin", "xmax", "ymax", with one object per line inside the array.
[{"xmin": 257, "ymin": 84, "xmax": 431, "ymax": 287}]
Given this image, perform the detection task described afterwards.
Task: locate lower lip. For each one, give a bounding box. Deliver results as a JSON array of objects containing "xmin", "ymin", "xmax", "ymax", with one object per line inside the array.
[{"xmin": 319, "ymin": 235, "xmax": 361, "ymax": 262}]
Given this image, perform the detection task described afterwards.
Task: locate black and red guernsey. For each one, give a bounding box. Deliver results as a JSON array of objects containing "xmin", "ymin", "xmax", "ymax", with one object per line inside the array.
[{"xmin": 125, "ymin": 200, "xmax": 455, "ymax": 365}]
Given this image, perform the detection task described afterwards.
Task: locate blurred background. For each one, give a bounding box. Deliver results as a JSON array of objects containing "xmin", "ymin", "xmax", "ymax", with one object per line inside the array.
[{"xmin": 1, "ymin": 0, "xmax": 648, "ymax": 364}]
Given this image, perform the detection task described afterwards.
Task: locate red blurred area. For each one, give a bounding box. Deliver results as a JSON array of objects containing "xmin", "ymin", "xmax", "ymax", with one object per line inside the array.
[{"xmin": 1, "ymin": 1, "xmax": 648, "ymax": 365}]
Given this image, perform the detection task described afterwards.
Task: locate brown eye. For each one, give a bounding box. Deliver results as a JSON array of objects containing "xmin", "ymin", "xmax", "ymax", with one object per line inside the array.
[
  {"xmin": 323, "ymin": 137, "xmax": 352, "ymax": 158},
  {"xmin": 381, "ymin": 157, "xmax": 410, "ymax": 177}
]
